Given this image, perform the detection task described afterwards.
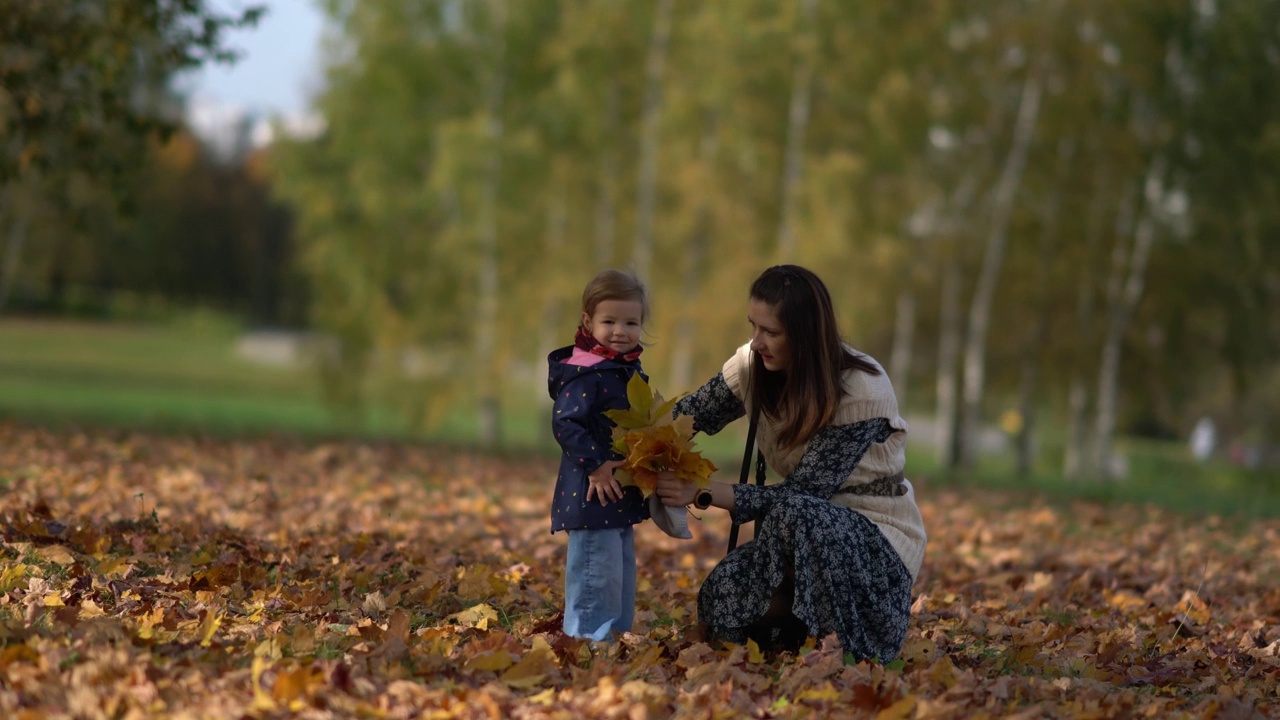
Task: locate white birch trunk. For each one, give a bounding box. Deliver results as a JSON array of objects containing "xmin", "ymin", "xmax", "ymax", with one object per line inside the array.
[
  {"xmin": 1014, "ymin": 229, "xmax": 1056, "ymax": 478},
  {"xmin": 888, "ymin": 290, "xmax": 915, "ymax": 406},
  {"xmin": 775, "ymin": 0, "xmax": 819, "ymax": 262},
  {"xmin": 958, "ymin": 69, "xmax": 1043, "ymax": 468},
  {"xmin": 632, "ymin": 0, "xmax": 674, "ymax": 282},
  {"xmin": 1013, "ymin": 347, "xmax": 1040, "ymax": 478},
  {"xmin": 1063, "ymin": 162, "xmax": 1110, "ymax": 480},
  {"xmin": 594, "ymin": 82, "xmax": 620, "ymax": 269},
  {"xmin": 1063, "ymin": 377, "xmax": 1089, "ymax": 478},
  {"xmin": 1094, "ymin": 157, "xmax": 1165, "ymax": 478},
  {"xmin": 476, "ymin": 1, "xmax": 507, "ymax": 448},
  {"xmin": 931, "ymin": 174, "xmax": 978, "ymax": 468},
  {"xmin": 536, "ymin": 197, "xmax": 569, "ymax": 402},
  {"xmin": 671, "ymin": 112, "xmax": 720, "ymax": 391},
  {"xmin": 935, "ymin": 262, "xmax": 961, "ymax": 467},
  {"xmin": 1015, "ymin": 141, "xmax": 1072, "ymax": 478}
]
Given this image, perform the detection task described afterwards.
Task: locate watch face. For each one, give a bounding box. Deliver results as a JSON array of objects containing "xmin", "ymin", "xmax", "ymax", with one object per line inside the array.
[{"xmin": 695, "ymin": 490, "xmax": 713, "ymax": 509}]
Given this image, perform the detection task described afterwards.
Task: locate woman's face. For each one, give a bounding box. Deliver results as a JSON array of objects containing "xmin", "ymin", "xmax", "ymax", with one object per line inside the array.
[{"xmin": 748, "ymin": 298, "xmax": 791, "ymax": 372}]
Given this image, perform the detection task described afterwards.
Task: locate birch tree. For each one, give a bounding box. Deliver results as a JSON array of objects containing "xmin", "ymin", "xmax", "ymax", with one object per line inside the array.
[
  {"xmin": 774, "ymin": 0, "xmax": 819, "ymax": 262},
  {"xmin": 1093, "ymin": 157, "xmax": 1165, "ymax": 476},
  {"xmin": 474, "ymin": 0, "xmax": 508, "ymax": 448},
  {"xmin": 957, "ymin": 65, "xmax": 1044, "ymax": 469},
  {"xmin": 632, "ymin": 0, "xmax": 674, "ymax": 283}
]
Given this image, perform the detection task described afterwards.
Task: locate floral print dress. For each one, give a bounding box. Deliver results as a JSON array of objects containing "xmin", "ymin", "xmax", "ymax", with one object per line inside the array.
[{"xmin": 674, "ymin": 374, "xmax": 913, "ymax": 662}]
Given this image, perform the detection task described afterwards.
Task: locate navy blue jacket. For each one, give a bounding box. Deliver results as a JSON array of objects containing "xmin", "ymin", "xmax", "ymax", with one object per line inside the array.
[{"xmin": 547, "ymin": 346, "xmax": 649, "ymax": 533}]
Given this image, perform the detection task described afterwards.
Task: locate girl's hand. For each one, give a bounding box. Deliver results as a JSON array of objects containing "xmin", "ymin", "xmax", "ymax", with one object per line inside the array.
[
  {"xmin": 587, "ymin": 460, "xmax": 624, "ymax": 505},
  {"xmin": 654, "ymin": 470, "xmax": 697, "ymax": 507}
]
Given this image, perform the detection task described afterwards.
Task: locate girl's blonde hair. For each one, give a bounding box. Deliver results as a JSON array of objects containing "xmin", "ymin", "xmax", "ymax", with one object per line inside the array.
[{"xmin": 581, "ymin": 269, "xmax": 649, "ymax": 322}]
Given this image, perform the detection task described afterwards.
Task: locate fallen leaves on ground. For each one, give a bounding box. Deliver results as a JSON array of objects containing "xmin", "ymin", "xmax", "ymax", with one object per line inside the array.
[{"xmin": 0, "ymin": 422, "xmax": 1276, "ymax": 718}]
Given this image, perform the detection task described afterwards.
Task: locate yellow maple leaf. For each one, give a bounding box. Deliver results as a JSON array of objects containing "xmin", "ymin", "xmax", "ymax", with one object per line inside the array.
[
  {"xmin": 77, "ymin": 599, "xmax": 106, "ymax": 620},
  {"xmin": 272, "ymin": 665, "xmax": 321, "ymax": 707},
  {"xmin": 448, "ymin": 603, "xmax": 499, "ymax": 630},
  {"xmin": 603, "ymin": 373, "xmax": 680, "ymax": 430},
  {"xmin": 250, "ymin": 655, "xmax": 276, "ymax": 712},
  {"xmin": 0, "ymin": 565, "xmax": 28, "ymax": 593},
  {"xmin": 797, "ymin": 682, "xmax": 841, "ymax": 703},
  {"xmin": 1105, "ymin": 590, "xmax": 1148, "ymax": 614},
  {"xmin": 465, "ymin": 650, "xmax": 516, "ymax": 672},
  {"xmin": 198, "ymin": 609, "xmax": 224, "ymax": 647},
  {"xmin": 96, "ymin": 556, "xmax": 132, "ymax": 579},
  {"xmin": 928, "ymin": 655, "xmax": 962, "ymax": 689},
  {"xmin": 603, "ymin": 377, "xmax": 717, "ymax": 498},
  {"xmin": 528, "ymin": 688, "xmax": 557, "ymax": 706},
  {"xmin": 36, "ymin": 545, "xmax": 76, "ymax": 566},
  {"xmin": 501, "ymin": 636, "xmax": 557, "ymax": 688},
  {"xmin": 746, "ymin": 638, "xmax": 765, "ymax": 664},
  {"xmin": 419, "ymin": 627, "xmax": 462, "ymax": 657}
]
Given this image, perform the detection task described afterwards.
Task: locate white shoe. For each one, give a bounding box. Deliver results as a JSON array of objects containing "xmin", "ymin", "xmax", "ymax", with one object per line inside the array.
[{"xmin": 649, "ymin": 494, "xmax": 692, "ymax": 539}]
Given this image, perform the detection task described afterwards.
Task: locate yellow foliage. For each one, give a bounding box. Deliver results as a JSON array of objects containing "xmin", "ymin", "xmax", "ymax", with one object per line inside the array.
[
  {"xmin": 1, "ymin": 423, "xmax": 1275, "ymax": 717},
  {"xmin": 465, "ymin": 650, "xmax": 516, "ymax": 672},
  {"xmin": 198, "ymin": 609, "xmax": 224, "ymax": 647},
  {"xmin": 0, "ymin": 564, "xmax": 28, "ymax": 593},
  {"xmin": 448, "ymin": 603, "xmax": 500, "ymax": 630},
  {"xmin": 604, "ymin": 374, "xmax": 716, "ymax": 497},
  {"xmin": 501, "ymin": 636, "xmax": 557, "ymax": 688}
]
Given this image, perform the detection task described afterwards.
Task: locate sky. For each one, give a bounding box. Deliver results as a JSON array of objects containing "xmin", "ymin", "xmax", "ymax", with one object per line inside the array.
[{"xmin": 178, "ymin": 0, "xmax": 326, "ymax": 119}]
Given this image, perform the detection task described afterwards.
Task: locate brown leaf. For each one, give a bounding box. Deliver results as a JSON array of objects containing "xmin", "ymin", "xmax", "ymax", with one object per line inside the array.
[{"xmin": 2, "ymin": 425, "xmax": 1278, "ymax": 718}]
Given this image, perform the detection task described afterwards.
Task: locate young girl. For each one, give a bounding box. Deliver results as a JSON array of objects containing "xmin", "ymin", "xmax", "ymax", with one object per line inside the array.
[{"xmin": 547, "ymin": 269, "xmax": 652, "ymax": 640}]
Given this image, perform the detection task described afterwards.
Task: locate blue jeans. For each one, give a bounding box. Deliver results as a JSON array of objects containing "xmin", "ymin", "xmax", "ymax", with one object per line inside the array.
[{"xmin": 564, "ymin": 526, "xmax": 636, "ymax": 641}]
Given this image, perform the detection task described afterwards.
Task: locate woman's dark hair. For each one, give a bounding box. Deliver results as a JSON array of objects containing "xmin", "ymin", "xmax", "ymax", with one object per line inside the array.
[{"xmin": 747, "ymin": 264, "xmax": 880, "ymax": 450}]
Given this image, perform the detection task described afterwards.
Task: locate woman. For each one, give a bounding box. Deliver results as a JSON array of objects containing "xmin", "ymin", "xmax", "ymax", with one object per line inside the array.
[{"xmin": 654, "ymin": 265, "xmax": 926, "ymax": 661}]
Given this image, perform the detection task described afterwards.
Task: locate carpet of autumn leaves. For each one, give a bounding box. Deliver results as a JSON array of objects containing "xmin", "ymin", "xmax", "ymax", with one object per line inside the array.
[{"xmin": 1, "ymin": 422, "xmax": 1278, "ymax": 719}]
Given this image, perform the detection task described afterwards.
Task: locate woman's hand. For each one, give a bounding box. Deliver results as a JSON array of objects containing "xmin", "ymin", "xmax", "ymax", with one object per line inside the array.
[
  {"xmin": 586, "ymin": 460, "xmax": 624, "ymax": 504},
  {"xmin": 654, "ymin": 470, "xmax": 698, "ymax": 507}
]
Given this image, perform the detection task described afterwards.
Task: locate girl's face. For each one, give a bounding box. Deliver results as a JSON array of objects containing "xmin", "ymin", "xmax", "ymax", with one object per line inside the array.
[
  {"xmin": 582, "ymin": 299, "xmax": 644, "ymax": 353},
  {"xmin": 748, "ymin": 298, "xmax": 791, "ymax": 372}
]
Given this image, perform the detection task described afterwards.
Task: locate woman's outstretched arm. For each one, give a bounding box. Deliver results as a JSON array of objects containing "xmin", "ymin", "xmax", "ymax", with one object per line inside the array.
[{"xmin": 673, "ymin": 373, "xmax": 745, "ymax": 436}]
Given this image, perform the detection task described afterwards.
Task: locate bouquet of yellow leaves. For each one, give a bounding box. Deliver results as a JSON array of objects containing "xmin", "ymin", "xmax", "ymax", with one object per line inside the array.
[{"xmin": 603, "ymin": 374, "xmax": 717, "ymax": 498}]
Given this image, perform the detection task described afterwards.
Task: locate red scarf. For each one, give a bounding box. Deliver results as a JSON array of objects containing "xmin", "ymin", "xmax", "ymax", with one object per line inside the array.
[{"xmin": 575, "ymin": 327, "xmax": 643, "ymax": 363}]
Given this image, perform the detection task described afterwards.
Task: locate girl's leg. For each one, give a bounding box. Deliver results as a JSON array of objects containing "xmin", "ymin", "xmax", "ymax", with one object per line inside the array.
[
  {"xmin": 564, "ymin": 528, "xmax": 626, "ymax": 640},
  {"xmin": 619, "ymin": 525, "xmax": 636, "ymax": 633}
]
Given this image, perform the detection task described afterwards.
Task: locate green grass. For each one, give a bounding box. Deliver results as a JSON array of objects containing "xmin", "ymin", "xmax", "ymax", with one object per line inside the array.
[
  {"xmin": 2, "ymin": 315, "xmax": 1275, "ymax": 519},
  {"xmin": 0, "ymin": 314, "xmax": 671, "ymax": 452},
  {"xmin": 905, "ymin": 435, "xmax": 1280, "ymax": 521},
  {"xmin": 0, "ymin": 315, "xmax": 406, "ymax": 438}
]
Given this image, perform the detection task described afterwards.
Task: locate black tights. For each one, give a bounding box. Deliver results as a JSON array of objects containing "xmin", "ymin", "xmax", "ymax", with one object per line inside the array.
[{"xmin": 746, "ymin": 564, "xmax": 809, "ymax": 652}]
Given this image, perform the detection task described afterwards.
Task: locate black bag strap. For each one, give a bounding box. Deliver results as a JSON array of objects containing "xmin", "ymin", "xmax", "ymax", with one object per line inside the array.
[{"xmin": 727, "ymin": 398, "xmax": 766, "ymax": 552}]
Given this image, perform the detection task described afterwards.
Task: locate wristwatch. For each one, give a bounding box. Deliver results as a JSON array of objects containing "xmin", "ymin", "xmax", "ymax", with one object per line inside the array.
[{"xmin": 693, "ymin": 489, "xmax": 713, "ymax": 510}]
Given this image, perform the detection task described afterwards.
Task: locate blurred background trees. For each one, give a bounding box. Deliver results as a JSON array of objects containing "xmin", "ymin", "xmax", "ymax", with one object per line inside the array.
[
  {"xmin": 0, "ymin": 1, "xmax": 273, "ymax": 315},
  {"xmin": 4, "ymin": 0, "xmax": 1278, "ymax": 481}
]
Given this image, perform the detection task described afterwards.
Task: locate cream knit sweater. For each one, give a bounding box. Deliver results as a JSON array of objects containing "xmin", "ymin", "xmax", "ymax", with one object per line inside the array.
[{"xmin": 721, "ymin": 343, "xmax": 927, "ymax": 582}]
